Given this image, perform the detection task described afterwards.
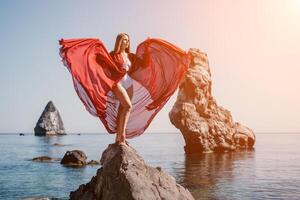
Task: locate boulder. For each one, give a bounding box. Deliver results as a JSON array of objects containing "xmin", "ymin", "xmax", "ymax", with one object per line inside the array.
[
  {"xmin": 34, "ymin": 101, "xmax": 65, "ymax": 136},
  {"xmin": 169, "ymin": 48, "xmax": 255, "ymax": 154},
  {"xmin": 233, "ymin": 122, "xmax": 255, "ymax": 148},
  {"xmin": 69, "ymin": 143, "xmax": 194, "ymax": 200},
  {"xmin": 61, "ymin": 150, "xmax": 87, "ymax": 167}
]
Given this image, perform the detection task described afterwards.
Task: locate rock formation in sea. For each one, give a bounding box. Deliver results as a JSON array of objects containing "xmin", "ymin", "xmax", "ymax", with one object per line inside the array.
[
  {"xmin": 69, "ymin": 143, "xmax": 194, "ymax": 200},
  {"xmin": 169, "ymin": 48, "xmax": 255, "ymax": 154},
  {"xmin": 34, "ymin": 101, "xmax": 65, "ymax": 136}
]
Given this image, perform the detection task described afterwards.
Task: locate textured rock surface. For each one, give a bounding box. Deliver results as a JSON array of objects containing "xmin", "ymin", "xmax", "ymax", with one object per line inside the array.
[
  {"xmin": 169, "ymin": 48, "xmax": 255, "ymax": 154},
  {"xmin": 70, "ymin": 143, "xmax": 194, "ymax": 200},
  {"xmin": 34, "ymin": 101, "xmax": 65, "ymax": 136},
  {"xmin": 61, "ymin": 150, "xmax": 87, "ymax": 166}
]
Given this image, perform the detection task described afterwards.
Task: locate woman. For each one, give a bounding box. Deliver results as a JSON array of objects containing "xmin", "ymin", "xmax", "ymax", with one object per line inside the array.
[
  {"xmin": 59, "ymin": 33, "xmax": 191, "ymax": 145},
  {"xmin": 110, "ymin": 33, "xmax": 134, "ymax": 145}
]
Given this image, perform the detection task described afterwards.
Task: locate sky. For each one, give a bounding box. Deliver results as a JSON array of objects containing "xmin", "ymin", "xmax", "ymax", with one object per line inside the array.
[{"xmin": 0, "ymin": 0, "xmax": 299, "ymax": 134}]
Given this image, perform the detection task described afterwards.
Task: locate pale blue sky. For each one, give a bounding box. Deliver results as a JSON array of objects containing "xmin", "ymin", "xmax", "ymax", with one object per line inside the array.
[{"xmin": 1, "ymin": 0, "xmax": 300, "ymax": 133}]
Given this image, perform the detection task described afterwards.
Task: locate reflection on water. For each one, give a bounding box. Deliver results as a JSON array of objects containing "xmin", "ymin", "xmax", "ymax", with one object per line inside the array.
[
  {"xmin": 34, "ymin": 135, "xmax": 66, "ymax": 158},
  {"xmin": 176, "ymin": 150, "xmax": 255, "ymax": 200}
]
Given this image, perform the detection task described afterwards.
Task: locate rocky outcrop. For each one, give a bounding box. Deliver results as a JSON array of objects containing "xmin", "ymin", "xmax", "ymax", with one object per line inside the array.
[
  {"xmin": 34, "ymin": 101, "xmax": 65, "ymax": 136},
  {"xmin": 69, "ymin": 143, "xmax": 194, "ymax": 200},
  {"xmin": 169, "ymin": 48, "xmax": 255, "ymax": 154}
]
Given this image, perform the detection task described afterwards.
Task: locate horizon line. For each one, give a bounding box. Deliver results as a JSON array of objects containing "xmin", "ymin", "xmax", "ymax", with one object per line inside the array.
[{"xmin": 0, "ymin": 132, "xmax": 300, "ymax": 135}]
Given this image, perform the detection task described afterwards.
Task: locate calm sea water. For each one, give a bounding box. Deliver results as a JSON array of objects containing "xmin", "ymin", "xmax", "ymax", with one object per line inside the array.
[{"xmin": 0, "ymin": 133, "xmax": 300, "ymax": 200}]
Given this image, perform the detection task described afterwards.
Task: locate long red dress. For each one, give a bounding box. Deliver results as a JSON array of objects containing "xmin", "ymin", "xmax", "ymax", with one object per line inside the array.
[{"xmin": 59, "ymin": 37, "xmax": 191, "ymax": 138}]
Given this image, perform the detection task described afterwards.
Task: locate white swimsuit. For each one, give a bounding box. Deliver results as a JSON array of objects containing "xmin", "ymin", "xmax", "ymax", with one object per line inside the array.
[{"xmin": 120, "ymin": 56, "xmax": 133, "ymax": 89}]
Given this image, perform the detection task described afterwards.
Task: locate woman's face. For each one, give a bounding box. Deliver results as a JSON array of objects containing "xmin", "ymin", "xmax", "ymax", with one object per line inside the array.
[{"xmin": 121, "ymin": 35, "xmax": 129, "ymax": 49}]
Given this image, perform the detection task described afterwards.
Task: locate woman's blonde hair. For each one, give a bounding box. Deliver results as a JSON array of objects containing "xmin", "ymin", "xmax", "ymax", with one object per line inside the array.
[{"xmin": 113, "ymin": 33, "xmax": 130, "ymax": 53}]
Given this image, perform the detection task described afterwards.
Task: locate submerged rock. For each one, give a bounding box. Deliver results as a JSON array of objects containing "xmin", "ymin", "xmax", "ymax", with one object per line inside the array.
[
  {"xmin": 169, "ymin": 48, "xmax": 255, "ymax": 154},
  {"xmin": 32, "ymin": 156, "xmax": 53, "ymax": 162},
  {"xmin": 69, "ymin": 143, "xmax": 194, "ymax": 200},
  {"xmin": 32, "ymin": 156, "xmax": 60, "ymax": 163},
  {"xmin": 34, "ymin": 101, "xmax": 65, "ymax": 136},
  {"xmin": 52, "ymin": 143, "xmax": 64, "ymax": 146}
]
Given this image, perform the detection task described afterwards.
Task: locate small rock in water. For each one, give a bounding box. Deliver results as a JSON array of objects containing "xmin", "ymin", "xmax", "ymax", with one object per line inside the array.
[
  {"xmin": 61, "ymin": 150, "xmax": 87, "ymax": 167},
  {"xmin": 52, "ymin": 143, "xmax": 63, "ymax": 146},
  {"xmin": 87, "ymin": 160, "xmax": 100, "ymax": 165}
]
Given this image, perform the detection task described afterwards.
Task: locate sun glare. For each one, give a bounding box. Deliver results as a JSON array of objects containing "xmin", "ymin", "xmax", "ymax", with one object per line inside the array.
[{"xmin": 289, "ymin": 0, "xmax": 300, "ymax": 15}]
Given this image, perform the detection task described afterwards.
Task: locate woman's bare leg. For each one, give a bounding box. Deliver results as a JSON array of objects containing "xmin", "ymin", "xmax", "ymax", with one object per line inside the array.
[
  {"xmin": 123, "ymin": 85, "xmax": 133, "ymax": 144},
  {"xmin": 115, "ymin": 85, "xmax": 133, "ymax": 143},
  {"xmin": 115, "ymin": 103, "xmax": 123, "ymax": 142},
  {"xmin": 112, "ymin": 83, "xmax": 133, "ymax": 144}
]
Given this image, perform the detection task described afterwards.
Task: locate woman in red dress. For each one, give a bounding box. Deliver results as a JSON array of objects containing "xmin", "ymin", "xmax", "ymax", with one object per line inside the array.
[{"xmin": 59, "ymin": 33, "xmax": 191, "ymax": 145}]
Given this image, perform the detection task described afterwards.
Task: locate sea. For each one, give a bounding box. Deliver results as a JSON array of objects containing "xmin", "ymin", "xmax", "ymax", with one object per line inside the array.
[{"xmin": 0, "ymin": 132, "xmax": 300, "ymax": 200}]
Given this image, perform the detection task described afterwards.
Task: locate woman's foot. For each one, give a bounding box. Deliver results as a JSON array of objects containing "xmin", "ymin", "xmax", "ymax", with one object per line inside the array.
[
  {"xmin": 115, "ymin": 134, "xmax": 128, "ymax": 146},
  {"xmin": 115, "ymin": 140, "xmax": 126, "ymax": 145}
]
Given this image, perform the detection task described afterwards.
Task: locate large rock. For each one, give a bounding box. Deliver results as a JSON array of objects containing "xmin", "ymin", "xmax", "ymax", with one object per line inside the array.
[
  {"xmin": 34, "ymin": 101, "xmax": 65, "ymax": 136},
  {"xmin": 70, "ymin": 143, "xmax": 194, "ymax": 200},
  {"xmin": 169, "ymin": 48, "xmax": 255, "ymax": 154}
]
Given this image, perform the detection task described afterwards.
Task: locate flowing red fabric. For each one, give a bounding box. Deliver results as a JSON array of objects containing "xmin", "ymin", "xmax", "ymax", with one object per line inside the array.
[{"xmin": 59, "ymin": 37, "xmax": 191, "ymax": 138}]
